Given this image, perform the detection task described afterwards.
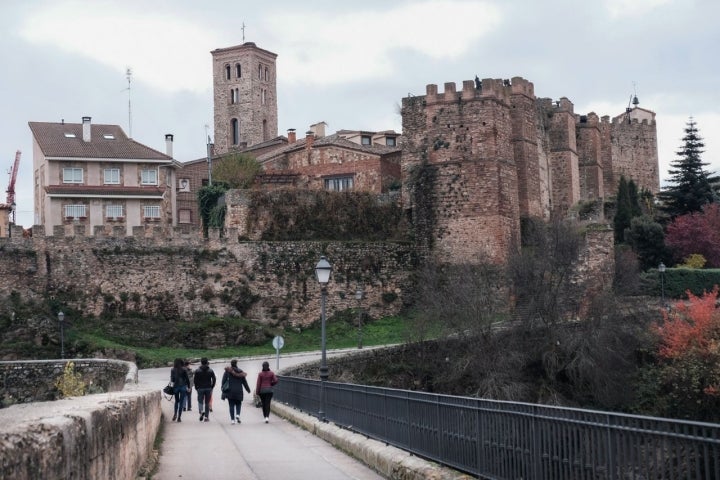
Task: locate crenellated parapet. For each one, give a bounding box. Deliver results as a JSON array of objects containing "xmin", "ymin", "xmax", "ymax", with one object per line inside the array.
[{"xmin": 417, "ymin": 76, "xmax": 535, "ymax": 108}]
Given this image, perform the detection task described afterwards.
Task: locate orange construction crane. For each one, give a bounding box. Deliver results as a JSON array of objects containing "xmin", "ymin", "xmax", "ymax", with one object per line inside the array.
[
  {"xmin": 6, "ymin": 150, "xmax": 20, "ymax": 206},
  {"xmin": 5, "ymin": 150, "xmax": 20, "ymax": 230}
]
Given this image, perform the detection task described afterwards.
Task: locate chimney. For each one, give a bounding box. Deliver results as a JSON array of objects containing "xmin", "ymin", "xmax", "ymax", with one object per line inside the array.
[
  {"xmin": 305, "ymin": 131, "xmax": 315, "ymax": 149},
  {"xmin": 82, "ymin": 116, "xmax": 91, "ymax": 142},
  {"xmin": 165, "ymin": 134, "xmax": 174, "ymax": 158},
  {"xmin": 311, "ymin": 122, "xmax": 326, "ymax": 138},
  {"xmin": 287, "ymin": 128, "xmax": 296, "ymax": 143}
]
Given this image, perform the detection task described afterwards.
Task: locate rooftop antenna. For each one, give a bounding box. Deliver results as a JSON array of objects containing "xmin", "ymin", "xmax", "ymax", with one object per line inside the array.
[
  {"xmin": 205, "ymin": 124, "xmax": 213, "ymax": 186},
  {"xmin": 241, "ymin": 22, "xmax": 246, "ymax": 43},
  {"xmin": 125, "ymin": 67, "xmax": 133, "ymax": 138}
]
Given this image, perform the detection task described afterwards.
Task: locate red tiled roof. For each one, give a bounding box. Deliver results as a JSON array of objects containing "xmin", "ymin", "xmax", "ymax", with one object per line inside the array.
[
  {"xmin": 45, "ymin": 185, "xmax": 165, "ymax": 197},
  {"xmin": 28, "ymin": 121, "xmax": 172, "ymax": 161}
]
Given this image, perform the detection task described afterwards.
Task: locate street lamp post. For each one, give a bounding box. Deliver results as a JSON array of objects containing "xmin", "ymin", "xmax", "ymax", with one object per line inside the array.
[
  {"xmin": 659, "ymin": 262, "xmax": 666, "ymax": 308},
  {"xmin": 58, "ymin": 311, "xmax": 65, "ymax": 359},
  {"xmin": 355, "ymin": 287, "xmax": 364, "ymax": 349},
  {"xmin": 315, "ymin": 256, "xmax": 332, "ymax": 421}
]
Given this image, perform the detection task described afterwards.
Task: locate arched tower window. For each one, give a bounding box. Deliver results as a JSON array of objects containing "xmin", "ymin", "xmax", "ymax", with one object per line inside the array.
[
  {"xmin": 263, "ymin": 119, "xmax": 268, "ymax": 141},
  {"xmin": 225, "ymin": 65, "xmax": 231, "ymax": 80},
  {"xmin": 264, "ymin": 67, "xmax": 269, "ymax": 81},
  {"xmin": 258, "ymin": 64, "xmax": 262, "ymax": 80},
  {"xmin": 261, "ymin": 89, "xmax": 266, "ymax": 105},
  {"xmin": 230, "ymin": 88, "xmax": 235, "ymax": 104},
  {"xmin": 236, "ymin": 63, "xmax": 241, "ymax": 78},
  {"xmin": 231, "ymin": 119, "xmax": 239, "ymax": 145}
]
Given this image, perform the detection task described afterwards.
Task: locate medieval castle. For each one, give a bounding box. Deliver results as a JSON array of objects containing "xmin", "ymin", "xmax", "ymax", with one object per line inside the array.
[
  {"xmin": 400, "ymin": 77, "xmax": 658, "ymax": 262},
  {"xmin": 2, "ymin": 41, "xmax": 660, "ymax": 328},
  {"xmin": 207, "ymin": 43, "xmax": 659, "ymax": 264}
]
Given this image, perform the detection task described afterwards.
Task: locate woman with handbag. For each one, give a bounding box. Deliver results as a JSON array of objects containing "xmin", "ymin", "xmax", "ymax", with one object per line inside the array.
[
  {"xmin": 170, "ymin": 358, "xmax": 190, "ymax": 422},
  {"xmin": 221, "ymin": 359, "xmax": 251, "ymax": 424},
  {"xmin": 255, "ymin": 361, "xmax": 278, "ymax": 423}
]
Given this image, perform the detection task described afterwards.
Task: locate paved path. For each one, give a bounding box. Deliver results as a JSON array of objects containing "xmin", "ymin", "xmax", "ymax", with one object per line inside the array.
[{"xmin": 139, "ymin": 352, "xmax": 383, "ymax": 480}]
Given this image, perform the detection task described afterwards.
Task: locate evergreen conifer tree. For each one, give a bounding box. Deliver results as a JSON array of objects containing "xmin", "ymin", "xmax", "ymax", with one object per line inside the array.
[{"xmin": 659, "ymin": 118, "xmax": 719, "ymax": 218}]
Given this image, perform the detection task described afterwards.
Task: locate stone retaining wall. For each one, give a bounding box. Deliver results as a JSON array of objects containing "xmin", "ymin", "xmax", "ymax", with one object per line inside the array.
[
  {"xmin": 1, "ymin": 358, "xmax": 136, "ymax": 404},
  {"xmin": 0, "ymin": 360, "xmax": 160, "ymax": 480}
]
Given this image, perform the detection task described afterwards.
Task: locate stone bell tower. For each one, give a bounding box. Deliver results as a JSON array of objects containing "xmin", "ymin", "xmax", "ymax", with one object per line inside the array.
[{"xmin": 211, "ymin": 42, "xmax": 278, "ymax": 155}]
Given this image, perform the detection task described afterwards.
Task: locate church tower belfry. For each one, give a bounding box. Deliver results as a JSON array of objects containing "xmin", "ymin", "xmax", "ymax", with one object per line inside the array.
[{"xmin": 211, "ymin": 42, "xmax": 278, "ymax": 155}]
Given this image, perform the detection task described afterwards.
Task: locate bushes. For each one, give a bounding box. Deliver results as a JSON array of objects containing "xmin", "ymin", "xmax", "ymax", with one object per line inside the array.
[
  {"xmin": 636, "ymin": 288, "xmax": 720, "ymax": 421},
  {"xmin": 639, "ymin": 268, "xmax": 720, "ymax": 299}
]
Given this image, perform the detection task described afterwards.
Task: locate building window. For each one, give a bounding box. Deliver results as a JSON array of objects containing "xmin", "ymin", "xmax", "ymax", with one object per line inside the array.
[
  {"xmin": 141, "ymin": 169, "xmax": 158, "ymax": 185},
  {"xmin": 361, "ymin": 135, "xmax": 372, "ymax": 145},
  {"xmin": 261, "ymin": 89, "xmax": 266, "ymax": 105},
  {"xmin": 62, "ymin": 167, "xmax": 83, "ymax": 184},
  {"xmin": 225, "ymin": 64, "xmax": 231, "ymax": 80},
  {"xmin": 231, "ymin": 118, "xmax": 239, "ymax": 145},
  {"xmin": 386, "ymin": 137, "xmax": 397, "ymax": 146},
  {"xmin": 324, "ymin": 176, "xmax": 354, "ymax": 191},
  {"xmin": 264, "ymin": 67, "xmax": 269, "ymax": 81},
  {"xmin": 231, "ymin": 88, "xmax": 237, "ymax": 104},
  {"xmin": 179, "ymin": 209, "xmax": 192, "ymax": 224},
  {"xmin": 263, "ymin": 119, "xmax": 267, "ymax": 141},
  {"xmin": 106, "ymin": 205, "xmax": 124, "ymax": 218},
  {"xmin": 104, "ymin": 168, "xmax": 120, "ymax": 184},
  {"xmin": 236, "ymin": 63, "xmax": 241, "ymax": 78},
  {"xmin": 258, "ymin": 64, "xmax": 262, "ymax": 79},
  {"xmin": 64, "ymin": 204, "xmax": 86, "ymax": 218},
  {"xmin": 143, "ymin": 205, "xmax": 161, "ymax": 218}
]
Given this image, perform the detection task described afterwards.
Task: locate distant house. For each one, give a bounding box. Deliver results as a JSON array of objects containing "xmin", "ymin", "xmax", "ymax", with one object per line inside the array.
[
  {"xmin": 29, "ymin": 117, "xmax": 178, "ymax": 235},
  {"xmin": 255, "ymin": 128, "xmax": 402, "ymax": 193}
]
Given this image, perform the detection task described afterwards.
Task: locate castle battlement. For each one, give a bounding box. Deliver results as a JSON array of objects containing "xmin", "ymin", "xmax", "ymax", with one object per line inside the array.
[
  {"xmin": 577, "ymin": 112, "xmax": 601, "ymax": 126},
  {"xmin": 424, "ymin": 77, "xmax": 535, "ymax": 106},
  {"xmin": 611, "ymin": 116, "xmax": 655, "ymax": 126},
  {"xmin": 0, "ymin": 224, "xmax": 236, "ymax": 249}
]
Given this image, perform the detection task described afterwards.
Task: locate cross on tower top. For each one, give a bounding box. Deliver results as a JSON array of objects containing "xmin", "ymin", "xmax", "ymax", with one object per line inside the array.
[{"xmin": 242, "ymin": 22, "xmax": 246, "ymax": 43}]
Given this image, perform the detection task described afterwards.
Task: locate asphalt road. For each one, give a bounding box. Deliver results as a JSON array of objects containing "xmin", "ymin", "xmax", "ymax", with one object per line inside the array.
[{"xmin": 139, "ymin": 351, "xmax": 384, "ymax": 480}]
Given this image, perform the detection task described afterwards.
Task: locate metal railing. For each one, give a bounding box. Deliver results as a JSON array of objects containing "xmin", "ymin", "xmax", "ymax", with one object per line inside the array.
[{"xmin": 275, "ymin": 376, "xmax": 720, "ymax": 479}]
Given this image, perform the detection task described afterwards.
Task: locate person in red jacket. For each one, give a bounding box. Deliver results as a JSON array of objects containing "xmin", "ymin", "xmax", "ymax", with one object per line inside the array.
[{"xmin": 255, "ymin": 361, "xmax": 278, "ymax": 423}]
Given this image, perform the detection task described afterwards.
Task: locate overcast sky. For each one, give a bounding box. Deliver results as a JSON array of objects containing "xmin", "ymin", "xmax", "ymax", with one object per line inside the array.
[{"xmin": 2, "ymin": 0, "xmax": 718, "ymax": 227}]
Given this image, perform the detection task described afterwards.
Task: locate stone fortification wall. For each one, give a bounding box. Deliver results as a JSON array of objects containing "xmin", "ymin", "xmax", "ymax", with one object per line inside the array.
[
  {"xmin": 1, "ymin": 359, "xmax": 136, "ymax": 404},
  {"xmin": 0, "ymin": 360, "xmax": 159, "ymax": 480},
  {"xmin": 607, "ymin": 116, "xmax": 659, "ymax": 195},
  {"xmin": 401, "ymin": 79, "xmax": 520, "ymax": 263},
  {"xmin": 0, "ymin": 225, "xmax": 416, "ymax": 326}
]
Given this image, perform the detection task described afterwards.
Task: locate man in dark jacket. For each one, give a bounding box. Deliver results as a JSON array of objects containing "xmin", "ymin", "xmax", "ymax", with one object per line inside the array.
[{"xmin": 193, "ymin": 358, "xmax": 216, "ymax": 422}]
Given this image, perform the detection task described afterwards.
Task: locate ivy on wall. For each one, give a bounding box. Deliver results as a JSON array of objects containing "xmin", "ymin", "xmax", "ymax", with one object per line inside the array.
[
  {"xmin": 246, "ymin": 189, "xmax": 407, "ymax": 242},
  {"xmin": 406, "ymin": 163, "xmax": 437, "ymax": 249},
  {"xmin": 198, "ymin": 184, "xmax": 228, "ymax": 237}
]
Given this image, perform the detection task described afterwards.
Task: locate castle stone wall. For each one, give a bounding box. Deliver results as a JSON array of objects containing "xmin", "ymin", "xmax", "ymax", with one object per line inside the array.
[
  {"xmin": 609, "ymin": 117, "xmax": 659, "ymax": 194},
  {"xmin": 0, "ymin": 228, "xmax": 416, "ymax": 327}
]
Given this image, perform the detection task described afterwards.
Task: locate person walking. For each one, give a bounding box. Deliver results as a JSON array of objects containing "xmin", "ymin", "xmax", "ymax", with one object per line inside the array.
[
  {"xmin": 170, "ymin": 358, "xmax": 190, "ymax": 422},
  {"xmin": 193, "ymin": 357, "xmax": 216, "ymax": 422},
  {"xmin": 221, "ymin": 359, "xmax": 251, "ymax": 424},
  {"xmin": 255, "ymin": 361, "xmax": 278, "ymax": 423},
  {"xmin": 184, "ymin": 360, "xmax": 194, "ymax": 412}
]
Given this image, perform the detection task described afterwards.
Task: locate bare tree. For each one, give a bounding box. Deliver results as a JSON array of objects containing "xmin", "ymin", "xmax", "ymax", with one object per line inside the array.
[
  {"xmin": 509, "ymin": 218, "xmax": 582, "ymax": 328},
  {"xmin": 411, "ymin": 257, "xmax": 507, "ymax": 342}
]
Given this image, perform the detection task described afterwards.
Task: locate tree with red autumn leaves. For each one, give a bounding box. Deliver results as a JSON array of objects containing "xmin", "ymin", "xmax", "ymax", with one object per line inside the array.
[
  {"xmin": 665, "ymin": 203, "xmax": 720, "ymax": 267},
  {"xmin": 650, "ymin": 287, "xmax": 720, "ymax": 420}
]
